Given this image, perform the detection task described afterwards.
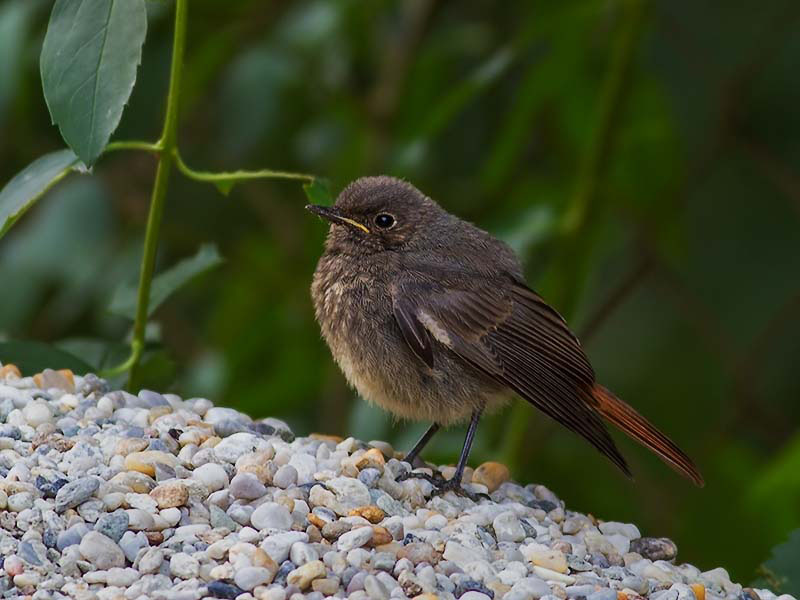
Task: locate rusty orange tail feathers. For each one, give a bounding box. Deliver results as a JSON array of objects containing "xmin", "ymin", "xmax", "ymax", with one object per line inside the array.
[{"xmin": 589, "ymin": 384, "xmax": 704, "ymax": 487}]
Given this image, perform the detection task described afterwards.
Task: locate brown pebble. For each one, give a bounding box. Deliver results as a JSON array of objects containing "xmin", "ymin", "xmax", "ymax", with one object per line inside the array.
[
  {"xmin": 471, "ymin": 461, "xmax": 510, "ymax": 492},
  {"xmin": 33, "ymin": 368, "xmax": 74, "ymax": 392},
  {"xmin": 124, "ymin": 451, "xmax": 178, "ymax": 477},
  {"xmin": 0, "ymin": 364, "xmax": 21, "ymax": 379},
  {"xmin": 369, "ymin": 525, "xmax": 393, "ymax": 546},
  {"xmin": 32, "ymin": 431, "xmax": 74, "ymax": 452},
  {"xmin": 629, "ymin": 537, "xmax": 677, "ymax": 561},
  {"xmin": 145, "ymin": 531, "xmax": 164, "ymax": 545},
  {"xmin": 150, "ymin": 482, "xmax": 189, "ymax": 508},
  {"xmin": 690, "ymin": 585, "xmax": 705, "ymax": 600},
  {"xmin": 355, "ymin": 448, "xmax": 386, "ymax": 470},
  {"xmin": 348, "ymin": 505, "xmax": 385, "ymax": 524},
  {"xmin": 307, "ymin": 514, "xmax": 326, "ymax": 529},
  {"xmin": 397, "ymin": 541, "xmax": 440, "ymax": 565},
  {"xmin": 57, "ymin": 369, "xmax": 75, "ymax": 387},
  {"xmin": 307, "ymin": 524, "xmax": 323, "ymax": 543},
  {"xmin": 309, "ymin": 433, "xmax": 343, "ymax": 443},
  {"xmin": 312, "ymin": 577, "xmax": 341, "ymax": 595},
  {"xmin": 742, "ymin": 589, "xmax": 761, "ymax": 600},
  {"xmin": 252, "ymin": 548, "xmax": 278, "ymax": 571}
]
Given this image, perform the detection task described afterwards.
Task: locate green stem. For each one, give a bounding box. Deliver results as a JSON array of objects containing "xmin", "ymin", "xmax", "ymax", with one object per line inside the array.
[
  {"xmin": 173, "ymin": 150, "xmax": 314, "ymax": 190},
  {"xmin": 501, "ymin": 0, "xmax": 644, "ymax": 471},
  {"xmin": 103, "ymin": 0, "xmax": 188, "ymax": 386},
  {"xmin": 104, "ymin": 140, "xmax": 162, "ymax": 154}
]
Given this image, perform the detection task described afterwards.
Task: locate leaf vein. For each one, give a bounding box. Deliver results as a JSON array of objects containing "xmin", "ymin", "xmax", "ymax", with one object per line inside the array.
[{"xmin": 87, "ymin": 0, "xmax": 114, "ymax": 155}]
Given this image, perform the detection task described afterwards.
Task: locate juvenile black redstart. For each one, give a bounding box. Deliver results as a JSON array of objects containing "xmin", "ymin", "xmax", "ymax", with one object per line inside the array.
[{"xmin": 307, "ymin": 176, "xmax": 703, "ymax": 492}]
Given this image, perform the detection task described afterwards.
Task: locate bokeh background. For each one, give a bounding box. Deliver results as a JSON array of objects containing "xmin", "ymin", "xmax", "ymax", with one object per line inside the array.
[{"xmin": 1, "ymin": 0, "xmax": 799, "ymax": 585}]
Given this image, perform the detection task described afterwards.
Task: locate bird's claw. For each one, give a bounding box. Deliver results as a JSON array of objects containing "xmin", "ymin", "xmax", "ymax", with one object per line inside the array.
[{"xmin": 397, "ymin": 470, "xmax": 489, "ymax": 502}]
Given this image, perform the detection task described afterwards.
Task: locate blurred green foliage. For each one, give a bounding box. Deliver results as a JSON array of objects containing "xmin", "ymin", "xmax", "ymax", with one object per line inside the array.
[{"xmin": 0, "ymin": 0, "xmax": 799, "ymax": 585}]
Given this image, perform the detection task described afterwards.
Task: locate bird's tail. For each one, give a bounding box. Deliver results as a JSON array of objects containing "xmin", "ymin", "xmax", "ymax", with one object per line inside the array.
[{"xmin": 588, "ymin": 384, "xmax": 705, "ymax": 487}]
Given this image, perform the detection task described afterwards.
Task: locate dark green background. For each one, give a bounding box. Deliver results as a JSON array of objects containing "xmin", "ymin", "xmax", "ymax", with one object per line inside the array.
[{"xmin": 1, "ymin": 0, "xmax": 799, "ymax": 584}]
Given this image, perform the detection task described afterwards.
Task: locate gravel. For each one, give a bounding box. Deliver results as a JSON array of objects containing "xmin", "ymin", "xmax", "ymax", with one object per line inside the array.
[{"xmin": 0, "ymin": 365, "xmax": 795, "ymax": 600}]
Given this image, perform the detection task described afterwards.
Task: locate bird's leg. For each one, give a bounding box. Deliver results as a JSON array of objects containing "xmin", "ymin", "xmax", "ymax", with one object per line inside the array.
[
  {"xmin": 447, "ymin": 408, "xmax": 481, "ymax": 488},
  {"xmin": 398, "ymin": 410, "xmax": 487, "ymax": 501},
  {"xmin": 403, "ymin": 422, "xmax": 441, "ymax": 467}
]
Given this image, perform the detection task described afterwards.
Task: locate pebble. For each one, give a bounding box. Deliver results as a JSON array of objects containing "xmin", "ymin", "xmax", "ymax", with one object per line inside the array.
[
  {"xmin": 287, "ymin": 559, "xmax": 327, "ymax": 590},
  {"xmin": 54, "ymin": 476, "xmax": 100, "ymax": 512},
  {"xmin": 274, "ymin": 464, "xmax": 298, "ymax": 488},
  {"xmin": 235, "ymin": 566, "xmax": 275, "ymax": 590},
  {"xmin": 325, "ymin": 477, "xmax": 372, "ymax": 513},
  {"xmin": 23, "ymin": 399, "xmax": 52, "ymax": 426},
  {"xmin": 207, "ymin": 581, "xmax": 245, "ymax": 599},
  {"xmin": 0, "ymin": 373, "xmax": 783, "ymax": 600},
  {"xmin": 79, "ymin": 531, "xmax": 126, "ymax": 569},
  {"xmin": 364, "ymin": 574, "xmax": 390, "ymax": 600},
  {"xmin": 472, "ymin": 461, "xmax": 510, "ymax": 492},
  {"xmin": 523, "ymin": 548, "xmax": 569, "ymax": 573},
  {"xmin": 192, "ymin": 462, "xmax": 229, "ymax": 491},
  {"xmin": 124, "ymin": 450, "xmax": 178, "ymax": 476},
  {"xmin": 150, "ymin": 481, "xmax": 189, "ymax": 508},
  {"xmin": 210, "ymin": 504, "xmax": 238, "ymax": 530},
  {"xmin": 494, "ymin": 511, "xmax": 526, "ymax": 542},
  {"xmin": 138, "ymin": 547, "xmax": 164, "ymax": 574},
  {"xmin": 7, "ymin": 491, "xmax": 33, "ymax": 512},
  {"xmin": 337, "ymin": 526, "xmax": 373, "ymax": 551},
  {"xmin": 229, "ymin": 472, "xmax": 267, "ymax": 499},
  {"xmin": 94, "ymin": 510, "xmax": 129, "ymax": 542},
  {"xmin": 251, "ymin": 502, "xmax": 293, "ymax": 530},
  {"xmin": 170, "ymin": 552, "xmax": 200, "ymax": 578},
  {"xmin": 631, "ymin": 536, "xmax": 678, "ymax": 561},
  {"xmin": 119, "ymin": 530, "xmax": 148, "ymax": 562},
  {"xmin": 587, "ymin": 590, "xmax": 618, "ymax": 600}
]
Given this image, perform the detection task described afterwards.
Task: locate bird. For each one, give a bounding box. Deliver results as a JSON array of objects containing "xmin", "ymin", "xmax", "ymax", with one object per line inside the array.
[{"xmin": 307, "ymin": 175, "xmax": 704, "ymax": 493}]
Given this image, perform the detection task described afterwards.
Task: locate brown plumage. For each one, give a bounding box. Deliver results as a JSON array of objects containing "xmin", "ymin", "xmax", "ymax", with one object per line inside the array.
[
  {"xmin": 588, "ymin": 384, "xmax": 704, "ymax": 486},
  {"xmin": 308, "ymin": 176, "xmax": 703, "ymax": 490}
]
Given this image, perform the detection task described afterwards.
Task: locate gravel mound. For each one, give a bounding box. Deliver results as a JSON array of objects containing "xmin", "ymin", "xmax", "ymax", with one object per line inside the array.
[{"xmin": 0, "ymin": 366, "xmax": 793, "ymax": 600}]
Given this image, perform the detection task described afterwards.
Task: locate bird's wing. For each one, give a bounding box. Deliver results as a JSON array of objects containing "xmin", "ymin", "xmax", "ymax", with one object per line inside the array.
[{"xmin": 391, "ymin": 274, "xmax": 630, "ymax": 477}]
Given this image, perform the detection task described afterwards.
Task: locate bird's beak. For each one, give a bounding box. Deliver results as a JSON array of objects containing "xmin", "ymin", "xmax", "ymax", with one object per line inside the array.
[{"xmin": 305, "ymin": 204, "xmax": 370, "ymax": 234}]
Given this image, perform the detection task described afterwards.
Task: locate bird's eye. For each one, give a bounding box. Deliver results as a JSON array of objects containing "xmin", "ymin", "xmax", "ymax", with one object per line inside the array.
[{"xmin": 374, "ymin": 213, "xmax": 396, "ymax": 229}]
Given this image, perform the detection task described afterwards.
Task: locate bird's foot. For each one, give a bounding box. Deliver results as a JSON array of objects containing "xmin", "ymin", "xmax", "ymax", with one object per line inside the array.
[{"xmin": 397, "ymin": 470, "xmax": 489, "ymax": 502}]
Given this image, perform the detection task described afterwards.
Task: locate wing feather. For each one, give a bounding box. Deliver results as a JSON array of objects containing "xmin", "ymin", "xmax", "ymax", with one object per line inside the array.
[{"xmin": 391, "ymin": 274, "xmax": 631, "ymax": 477}]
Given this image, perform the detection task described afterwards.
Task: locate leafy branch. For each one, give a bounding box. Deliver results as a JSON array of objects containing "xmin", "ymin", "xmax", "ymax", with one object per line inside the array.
[{"xmin": 0, "ymin": 0, "xmax": 330, "ymax": 385}]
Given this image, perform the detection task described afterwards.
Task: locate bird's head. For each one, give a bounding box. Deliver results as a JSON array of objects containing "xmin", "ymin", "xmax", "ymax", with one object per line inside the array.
[{"xmin": 306, "ymin": 176, "xmax": 446, "ymax": 253}]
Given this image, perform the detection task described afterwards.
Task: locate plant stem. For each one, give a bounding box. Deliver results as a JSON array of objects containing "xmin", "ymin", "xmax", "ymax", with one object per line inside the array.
[
  {"xmin": 104, "ymin": 140, "xmax": 162, "ymax": 154},
  {"xmin": 500, "ymin": 0, "xmax": 644, "ymax": 471},
  {"xmin": 103, "ymin": 0, "xmax": 188, "ymax": 386},
  {"xmin": 173, "ymin": 150, "xmax": 314, "ymax": 190}
]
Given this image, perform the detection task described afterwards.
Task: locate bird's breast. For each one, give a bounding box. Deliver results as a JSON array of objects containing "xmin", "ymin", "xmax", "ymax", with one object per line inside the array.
[{"xmin": 311, "ymin": 254, "xmax": 393, "ymax": 390}]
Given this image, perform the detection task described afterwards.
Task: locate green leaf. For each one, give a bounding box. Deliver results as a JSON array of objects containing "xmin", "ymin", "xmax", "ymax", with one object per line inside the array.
[
  {"xmin": 40, "ymin": 0, "xmax": 147, "ymax": 166},
  {"xmin": 214, "ymin": 179, "xmax": 236, "ymax": 196},
  {"xmin": 109, "ymin": 244, "xmax": 224, "ymax": 320},
  {"xmin": 303, "ymin": 178, "xmax": 333, "ymax": 205},
  {"xmin": 757, "ymin": 529, "xmax": 800, "ymax": 596},
  {"xmin": 0, "ymin": 149, "xmax": 80, "ymax": 239},
  {"xmin": 0, "ymin": 340, "xmax": 94, "ymax": 374}
]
